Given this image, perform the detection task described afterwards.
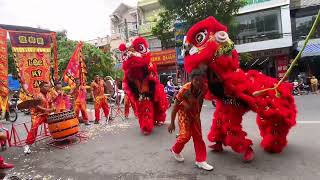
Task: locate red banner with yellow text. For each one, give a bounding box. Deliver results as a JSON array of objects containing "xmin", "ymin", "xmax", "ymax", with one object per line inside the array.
[
  {"xmin": 0, "ymin": 28, "xmax": 9, "ymax": 115},
  {"xmin": 0, "ymin": 29, "xmax": 8, "ymax": 96},
  {"xmin": 9, "ymin": 31, "xmax": 51, "ymax": 96},
  {"xmin": 151, "ymin": 49, "xmax": 177, "ymax": 66},
  {"xmin": 14, "ymin": 52, "xmax": 51, "ymax": 95}
]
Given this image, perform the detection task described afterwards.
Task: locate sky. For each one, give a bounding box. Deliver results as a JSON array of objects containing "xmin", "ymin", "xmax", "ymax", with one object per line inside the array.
[{"xmin": 0, "ymin": 0, "xmax": 137, "ymax": 41}]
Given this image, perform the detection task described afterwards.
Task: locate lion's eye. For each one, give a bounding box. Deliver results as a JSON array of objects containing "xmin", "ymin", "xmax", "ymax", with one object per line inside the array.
[
  {"xmin": 122, "ymin": 52, "xmax": 129, "ymax": 61},
  {"xmin": 195, "ymin": 30, "xmax": 208, "ymax": 45},
  {"xmin": 137, "ymin": 44, "xmax": 147, "ymax": 54}
]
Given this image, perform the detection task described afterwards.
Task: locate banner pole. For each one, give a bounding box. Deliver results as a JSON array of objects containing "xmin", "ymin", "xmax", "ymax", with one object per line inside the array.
[{"xmin": 51, "ymin": 32, "xmax": 58, "ymax": 81}]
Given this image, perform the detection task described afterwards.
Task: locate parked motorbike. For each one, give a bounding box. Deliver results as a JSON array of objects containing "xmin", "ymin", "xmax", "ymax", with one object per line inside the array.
[
  {"xmin": 0, "ymin": 103, "xmax": 18, "ymax": 123},
  {"xmin": 292, "ymin": 82, "xmax": 310, "ymax": 95},
  {"xmin": 10, "ymin": 90, "xmax": 19, "ymax": 110}
]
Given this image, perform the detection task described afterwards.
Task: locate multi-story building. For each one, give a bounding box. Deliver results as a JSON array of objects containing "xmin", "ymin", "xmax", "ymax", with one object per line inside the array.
[
  {"xmin": 290, "ymin": 0, "xmax": 320, "ymax": 79},
  {"xmin": 234, "ymin": 0, "xmax": 292, "ymax": 78},
  {"xmin": 137, "ymin": 0, "xmax": 162, "ymax": 51},
  {"xmin": 109, "ymin": 3, "xmax": 139, "ymax": 68},
  {"xmin": 138, "ymin": 0, "xmax": 178, "ymax": 84},
  {"xmin": 86, "ymin": 36, "xmax": 111, "ymax": 52},
  {"xmin": 110, "ymin": 3, "xmax": 139, "ymax": 51}
]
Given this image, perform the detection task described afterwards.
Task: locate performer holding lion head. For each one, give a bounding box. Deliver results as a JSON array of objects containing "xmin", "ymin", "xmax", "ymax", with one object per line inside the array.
[
  {"xmin": 182, "ymin": 16, "xmax": 296, "ymax": 162},
  {"xmin": 119, "ymin": 37, "xmax": 169, "ymax": 135}
]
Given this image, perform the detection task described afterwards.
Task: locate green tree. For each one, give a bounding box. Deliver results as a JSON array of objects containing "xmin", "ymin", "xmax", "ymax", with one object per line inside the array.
[
  {"xmin": 151, "ymin": 11, "xmax": 176, "ymax": 49},
  {"xmin": 239, "ymin": 52, "xmax": 253, "ymax": 70},
  {"xmin": 7, "ymin": 41, "xmax": 17, "ymax": 77},
  {"xmin": 82, "ymin": 43, "xmax": 117, "ymax": 81},
  {"xmin": 152, "ymin": 0, "xmax": 247, "ymax": 48},
  {"xmin": 56, "ymin": 29, "xmax": 68, "ymax": 41},
  {"xmin": 56, "ymin": 36, "xmax": 78, "ymax": 79},
  {"xmin": 54, "ymin": 30, "xmax": 119, "ymax": 82}
]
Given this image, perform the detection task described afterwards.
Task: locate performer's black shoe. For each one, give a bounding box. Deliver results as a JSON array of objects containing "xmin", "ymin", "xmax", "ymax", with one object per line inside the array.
[
  {"xmin": 84, "ymin": 122, "xmax": 91, "ymax": 126},
  {"xmin": 94, "ymin": 120, "xmax": 100, "ymax": 124}
]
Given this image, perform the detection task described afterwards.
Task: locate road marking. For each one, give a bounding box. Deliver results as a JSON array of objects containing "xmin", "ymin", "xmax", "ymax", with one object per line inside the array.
[{"xmin": 297, "ymin": 121, "xmax": 320, "ymax": 124}]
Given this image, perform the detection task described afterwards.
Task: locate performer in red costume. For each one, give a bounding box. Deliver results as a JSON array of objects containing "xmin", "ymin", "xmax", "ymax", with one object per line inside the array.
[
  {"xmin": 124, "ymin": 93, "xmax": 132, "ymax": 119},
  {"xmin": 71, "ymin": 78, "xmax": 90, "ymax": 125},
  {"xmin": 118, "ymin": 37, "xmax": 168, "ymax": 135},
  {"xmin": 51, "ymin": 81, "xmax": 70, "ymax": 112},
  {"xmin": 168, "ymin": 69, "xmax": 213, "ymax": 171},
  {"xmin": 24, "ymin": 82, "xmax": 55, "ymax": 154},
  {"xmin": 0, "ymin": 130, "xmax": 14, "ymax": 169},
  {"xmin": 182, "ymin": 16, "xmax": 296, "ymax": 162},
  {"xmin": 91, "ymin": 75, "xmax": 110, "ymax": 124}
]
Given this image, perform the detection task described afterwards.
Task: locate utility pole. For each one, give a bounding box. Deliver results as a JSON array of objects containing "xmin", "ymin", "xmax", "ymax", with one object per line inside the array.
[{"xmin": 124, "ymin": 19, "xmax": 129, "ymax": 42}]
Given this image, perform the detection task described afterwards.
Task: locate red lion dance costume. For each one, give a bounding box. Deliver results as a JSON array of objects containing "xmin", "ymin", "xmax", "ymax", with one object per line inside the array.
[
  {"xmin": 119, "ymin": 37, "xmax": 168, "ymax": 135},
  {"xmin": 182, "ymin": 16, "xmax": 297, "ymax": 162}
]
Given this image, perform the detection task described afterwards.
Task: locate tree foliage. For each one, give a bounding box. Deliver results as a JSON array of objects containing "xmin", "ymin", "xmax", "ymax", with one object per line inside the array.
[
  {"xmin": 82, "ymin": 43, "xmax": 117, "ymax": 81},
  {"xmin": 151, "ymin": 11, "xmax": 176, "ymax": 49},
  {"xmin": 7, "ymin": 41, "xmax": 17, "ymax": 77},
  {"xmin": 56, "ymin": 30, "xmax": 118, "ymax": 82},
  {"xmin": 152, "ymin": 0, "xmax": 247, "ymax": 48}
]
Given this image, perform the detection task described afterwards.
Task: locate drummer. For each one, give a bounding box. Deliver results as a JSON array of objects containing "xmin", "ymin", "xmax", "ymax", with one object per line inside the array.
[
  {"xmin": 51, "ymin": 81, "xmax": 70, "ymax": 112},
  {"xmin": 91, "ymin": 75, "xmax": 110, "ymax": 124},
  {"xmin": 24, "ymin": 82, "xmax": 55, "ymax": 154},
  {"xmin": 70, "ymin": 78, "xmax": 90, "ymax": 125}
]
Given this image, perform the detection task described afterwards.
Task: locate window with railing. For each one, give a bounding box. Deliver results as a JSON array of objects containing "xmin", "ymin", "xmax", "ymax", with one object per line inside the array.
[
  {"xmin": 148, "ymin": 38, "xmax": 162, "ymax": 51},
  {"xmin": 231, "ymin": 8, "xmax": 283, "ymax": 45}
]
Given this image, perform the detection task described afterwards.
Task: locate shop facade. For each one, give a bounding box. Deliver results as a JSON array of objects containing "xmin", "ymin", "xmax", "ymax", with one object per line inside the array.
[
  {"xmin": 290, "ymin": 1, "xmax": 320, "ymax": 82},
  {"xmin": 234, "ymin": 0, "xmax": 292, "ymax": 78},
  {"xmin": 150, "ymin": 49, "xmax": 177, "ymax": 85}
]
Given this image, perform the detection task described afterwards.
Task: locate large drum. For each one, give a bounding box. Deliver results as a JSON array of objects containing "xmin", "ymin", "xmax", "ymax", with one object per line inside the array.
[{"xmin": 47, "ymin": 111, "xmax": 79, "ymax": 140}]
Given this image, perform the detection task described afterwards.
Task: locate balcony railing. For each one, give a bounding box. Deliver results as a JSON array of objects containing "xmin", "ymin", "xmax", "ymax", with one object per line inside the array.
[{"xmin": 232, "ymin": 32, "xmax": 283, "ymax": 45}]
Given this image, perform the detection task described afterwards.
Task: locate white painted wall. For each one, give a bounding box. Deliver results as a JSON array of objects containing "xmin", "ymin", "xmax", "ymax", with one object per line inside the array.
[
  {"xmin": 239, "ymin": 0, "xmax": 290, "ymax": 14},
  {"xmin": 235, "ymin": 5, "xmax": 292, "ymax": 53}
]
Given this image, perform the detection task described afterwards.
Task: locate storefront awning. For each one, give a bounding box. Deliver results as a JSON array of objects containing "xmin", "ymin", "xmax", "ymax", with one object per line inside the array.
[{"xmin": 297, "ymin": 38, "xmax": 320, "ymax": 57}]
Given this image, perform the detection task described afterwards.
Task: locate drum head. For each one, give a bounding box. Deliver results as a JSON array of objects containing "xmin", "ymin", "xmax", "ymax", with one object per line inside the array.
[{"xmin": 17, "ymin": 99, "xmax": 41, "ymax": 110}]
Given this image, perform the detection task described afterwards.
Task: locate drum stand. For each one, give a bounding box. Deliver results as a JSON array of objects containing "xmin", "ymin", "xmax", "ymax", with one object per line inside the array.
[
  {"xmin": 106, "ymin": 80, "xmax": 125, "ymax": 124},
  {"xmin": 46, "ymin": 131, "xmax": 88, "ymax": 149}
]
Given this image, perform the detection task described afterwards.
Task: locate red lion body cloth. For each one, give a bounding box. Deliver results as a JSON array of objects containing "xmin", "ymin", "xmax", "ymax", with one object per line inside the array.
[
  {"xmin": 182, "ymin": 17, "xmax": 297, "ymax": 161},
  {"xmin": 119, "ymin": 37, "xmax": 168, "ymax": 135}
]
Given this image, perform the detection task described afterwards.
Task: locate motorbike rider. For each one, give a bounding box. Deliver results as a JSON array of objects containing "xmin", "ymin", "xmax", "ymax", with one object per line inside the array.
[
  {"xmin": 293, "ymin": 79, "xmax": 301, "ymax": 95},
  {"xmin": 166, "ymin": 76, "xmax": 175, "ymax": 97}
]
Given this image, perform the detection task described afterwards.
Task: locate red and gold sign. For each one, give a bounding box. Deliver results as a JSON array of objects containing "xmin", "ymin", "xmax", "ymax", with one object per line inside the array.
[
  {"xmin": 0, "ymin": 28, "xmax": 8, "ymax": 97},
  {"xmin": 9, "ymin": 31, "xmax": 51, "ymax": 52},
  {"xmin": 276, "ymin": 55, "xmax": 289, "ymax": 78},
  {"xmin": 9, "ymin": 31, "xmax": 51, "ymax": 96},
  {"xmin": 151, "ymin": 49, "xmax": 177, "ymax": 66}
]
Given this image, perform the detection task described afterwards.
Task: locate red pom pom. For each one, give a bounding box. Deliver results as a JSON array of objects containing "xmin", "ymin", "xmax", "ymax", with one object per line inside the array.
[{"xmin": 119, "ymin": 43, "xmax": 126, "ymax": 52}]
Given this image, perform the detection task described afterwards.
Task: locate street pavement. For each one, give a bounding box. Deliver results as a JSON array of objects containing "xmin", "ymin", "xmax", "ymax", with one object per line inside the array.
[{"xmin": 1, "ymin": 95, "xmax": 320, "ymax": 180}]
